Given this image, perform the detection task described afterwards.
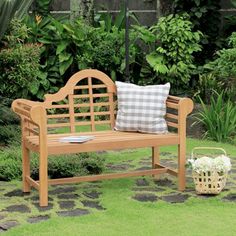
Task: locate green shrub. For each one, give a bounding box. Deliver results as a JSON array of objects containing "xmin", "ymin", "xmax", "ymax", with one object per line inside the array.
[
  {"xmin": 0, "ymin": 97, "xmax": 19, "ymax": 125},
  {"xmin": 195, "ymin": 92, "xmax": 236, "ymax": 142},
  {"xmin": 0, "ymin": 145, "xmax": 22, "ymax": 180},
  {"xmin": 135, "ymin": 13, "xmax": 202, "ymax": 91},
  {"xmin": 173, "ymin": 0, "xmax": 221, "ymax": 63},
  {"xmin": 0, "ymin": 43, "xmax": 42, "ymax": 99},
  {"xmin": 0, "ymin": 125, "xmax": 21, "ymax": 146},
  {"xmin": 0, "ymin": 145, "xmax": 105, "ymax": 181},
  {"xmin": 193, "ymin": 73, "xmax": 223, "ymax": 104},
  {"xmin": 24, "ymin": 15, "xmax": 140, "ymax": 94},
  {"xmin": 204, "ymin": 32, "xmax": 236, "ymax": 79},
  {"xmin": 203, "ymin": 33, "xmax": 236, "ymax": 102},
  {"xmin": 0, "ymin": 97, "xmax": 21, "ymax": 145}
]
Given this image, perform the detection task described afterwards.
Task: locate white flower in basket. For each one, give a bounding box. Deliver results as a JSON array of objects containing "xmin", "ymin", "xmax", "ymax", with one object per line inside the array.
[{"xmin": 188, "ymin": 147, "xmax": 231, "ymax": 195}]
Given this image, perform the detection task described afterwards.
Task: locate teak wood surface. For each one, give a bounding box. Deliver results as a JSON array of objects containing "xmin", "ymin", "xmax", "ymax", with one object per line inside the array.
[{"xmin": 12, "ymin": 69, "xmax": 194, "ymax": 207}]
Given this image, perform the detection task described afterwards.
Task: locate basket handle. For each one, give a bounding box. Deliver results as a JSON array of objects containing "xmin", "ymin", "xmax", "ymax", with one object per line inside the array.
[{"xmin": 191, "ymin": 147, "xmax": 227, "ymax": 159}]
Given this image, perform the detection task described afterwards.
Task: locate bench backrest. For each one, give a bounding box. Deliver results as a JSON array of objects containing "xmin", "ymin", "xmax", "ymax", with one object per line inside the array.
[
  {"xmin": 43, "ymin": 69, "xmax": 117, "ymax": 133},
  {"xmin": 13, "ymin": 69, "xmax": 193, "ymax": 137},
  {"xmin": 42, "ymin": 69, "xmax": 189, "ymax": 134}
]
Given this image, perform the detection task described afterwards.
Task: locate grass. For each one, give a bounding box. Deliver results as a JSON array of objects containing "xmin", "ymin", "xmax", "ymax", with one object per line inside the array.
[
  {"xmin": 2, "ymin": 138, "xmax": 236, "ymax": 236},
  {"xmin": 5, "ymin": 185, "xmax": 236, "ymax": 236}
]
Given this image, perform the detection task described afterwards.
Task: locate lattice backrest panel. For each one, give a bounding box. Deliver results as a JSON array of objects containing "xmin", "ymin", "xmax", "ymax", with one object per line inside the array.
[{"xmin": 43, "ymin": 69, "xmax": 117, "ymax": 133}]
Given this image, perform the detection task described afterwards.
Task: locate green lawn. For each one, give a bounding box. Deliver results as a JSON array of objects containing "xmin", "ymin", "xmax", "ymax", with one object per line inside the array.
[{"xmin": 3, "ymin": 138, "xmax": 236, "ymax": 236}]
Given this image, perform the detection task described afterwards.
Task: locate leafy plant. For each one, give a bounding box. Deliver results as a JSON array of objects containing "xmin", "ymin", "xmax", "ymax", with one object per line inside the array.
[
  {"xmin": 0, "ymin": 0, "xmax": 33, "ymax": 39},
  {"xmin": 0, "ymin": 144, "xmax": 105, "ymax": 181},
  {"xmin": 0, "ymin": 125, "xmax": 21, "ymax": 146},
  {"xmin": 24, "ymin": 15, "xmax": 140, "ymax": 91},
  {"xmin": 204, "ymin": 32, "xmax": 236, "ymax": 101},
  {"xmin": 0, "ymin": 97, "xmax": 19, "ymax": 125},
  {"xmin": 195, "ymin": 92, "xmax": 236, "ymax": 142},
  {"xmin": 204, "ymin": 48, "xmax": 236, "ymax": 79},
  {"xmin": 173, "ymin": 0, "xmax": 221, "ymax": 63},
  {"xmin": 2, "ymin": 18, "xmax": 30, "ymax": 47},
  {"xmin": 194, "ymin": 73, "xmax": 223, "ymax": 104},
  {"xmin": 32, "ymin": 0, "xmax": 53, "ymax": 16},
  {"xmin": 0, "ymin": 43, "xmax": 42, "ymax": 99},
  {"xmin": 136, "ymin": 14, "xmax": 202, "ymax": 90}
]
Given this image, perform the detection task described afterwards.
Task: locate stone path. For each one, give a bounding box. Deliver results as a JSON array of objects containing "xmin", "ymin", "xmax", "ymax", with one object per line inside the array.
[{"xmin": 0, "ymin": 152, "xmax": 236, "ymax": 233}]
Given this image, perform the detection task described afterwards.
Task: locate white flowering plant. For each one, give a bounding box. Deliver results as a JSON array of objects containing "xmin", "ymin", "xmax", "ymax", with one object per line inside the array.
[{"xmin": 187, "ymin": 155, "xmax": 231, "ymax": 174}]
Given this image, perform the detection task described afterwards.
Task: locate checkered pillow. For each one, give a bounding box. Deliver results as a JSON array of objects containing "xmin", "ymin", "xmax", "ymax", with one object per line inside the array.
[{"xmin": 115, "ymin": 81, "xmax": 170, "ymax": 134}]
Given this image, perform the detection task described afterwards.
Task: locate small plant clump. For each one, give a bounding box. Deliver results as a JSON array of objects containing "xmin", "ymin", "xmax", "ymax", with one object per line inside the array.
[
  {"xmin": 0, "ymin": 145, "xmax": 105, "ymax": 181},
  {"xmin": 195, "ymin": 91, "xmax": 236, "ymax": 142}
]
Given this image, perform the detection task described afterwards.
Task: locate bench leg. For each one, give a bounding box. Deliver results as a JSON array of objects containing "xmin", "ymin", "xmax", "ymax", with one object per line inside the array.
[
  {"xmin": 22, "ymin": 145, "xmax": 30, "ymax": 193},
  {"xmin": 152, "ymin": 146, "xmax": 160, "ymax": 179},
  {"xmin": 39, "ymin": 152, "xmax": 48, "ymax": 207},
  {"xmin": 178, "ymin": 144, "xmax": 186, "ymax": 191}
]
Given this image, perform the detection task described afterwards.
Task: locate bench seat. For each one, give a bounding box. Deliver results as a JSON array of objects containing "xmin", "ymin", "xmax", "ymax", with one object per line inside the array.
[{"xmin": 25, "ymin": 131, "xmax": 179, "ymax": 155}]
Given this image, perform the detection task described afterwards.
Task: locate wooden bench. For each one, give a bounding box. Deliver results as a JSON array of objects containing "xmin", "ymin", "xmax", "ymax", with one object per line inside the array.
[{"xmin": 12, "ymin": 69, "xmax": 193, "ymax": 207}]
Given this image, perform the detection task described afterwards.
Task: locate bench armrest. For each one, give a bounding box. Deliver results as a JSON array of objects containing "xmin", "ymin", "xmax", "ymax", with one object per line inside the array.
[
  {"xmin": 166, "ymin": 96, "xmax": 194, "ymax": 136},
  {"xmin": 12, "ymin": 99, "xmax": 47, "ymax": 137},
  {"xmin": 167, "ymin": 95, "xmax": 194, "ymax": 116}
]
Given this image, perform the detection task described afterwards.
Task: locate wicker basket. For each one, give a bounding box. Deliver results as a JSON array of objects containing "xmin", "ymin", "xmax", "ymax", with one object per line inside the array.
[{"xmin": 191, "ymin": 147, "xmax": 228, "ymax": 195}]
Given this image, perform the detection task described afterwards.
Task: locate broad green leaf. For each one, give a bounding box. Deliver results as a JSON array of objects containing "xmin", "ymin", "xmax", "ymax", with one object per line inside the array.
[
  {"xmin": 29, "ymin": 79, "xmax": 40, "ymax": 95},
  {"xmin": 56, "ymin": 42, "xmax": 68, "ymax": 55},
  {"xmin": 59, "ymin": 56, "xmax": 73, "ymax": 75},
  {"xmin": 59, "ymin": 52, "xmax": 72, "ymax": 63}
]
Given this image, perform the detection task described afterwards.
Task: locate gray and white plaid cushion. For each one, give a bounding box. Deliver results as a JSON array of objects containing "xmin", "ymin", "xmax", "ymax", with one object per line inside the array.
[{"xmin": 115, "ymin": 81, "xmax": 170, "ymax": 134}]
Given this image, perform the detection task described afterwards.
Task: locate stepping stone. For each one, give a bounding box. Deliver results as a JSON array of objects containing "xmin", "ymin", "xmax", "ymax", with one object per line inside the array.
[
  {"xmin": 140, "ymin": 157, "xmax": 151, "ymax": 161},
  {"xmin": 136, "ymin": 178, "xmax": 149, "ymax": 187},
  {"xmin": 57, "ymin": 193, "xmax": 79, "ymax": 200},
  {"xmin": 4, "ymin": 189, "xmax": 29, "ymax": 197},
  {"xmin": 83, "ymin": 190, "xmax": 101, "ymax": 199},
  {"xmin": 83, "ymin": 183, "xmax": 101, "ymax": 188},
  {"xmin": 222, "ymin": 193, "xmax": 236, "ymax": 202},
  {"xmin": 225, "ymin": 182, "xmax": 235, "ymax": 187},
  {"xmin": 0, "ymin": 220, "xmax": 19, "ymax": 231},
  {"xmin": 135, "ymin": 166, "xmax": 151, "ymax": 171},
  {"xmin": 57, "ymin": 208, "xmax": 90, "ymax": 217},
  {"xmin": 122, "ymin": 160, "xmax": 133, "ymax": 163},
  {"xmin": 106, "ymin": 163, "xmax": 133, "ymax": 171},
  {"xmin": 29, "ymin": 196, "xmax": 53, "ymax": 202},
  {"xmin": 186, "ymin": 177, "xmax": 193, "ymax": 183},
  {"xmin": 49, "ymin": 186, "xmax": 77, "ymax": 195},
  {"xmin": 154, "ymin": 178, "xmax": 174, "ymax": 187},
  {"xmin": 197, "ymin": 194, "xmax": 217, "ymax": 199},
  {"xmin": 138, "ymin": 161, "xmax": 151, "ymax": 165},
  {"xmin": 33, "ymin": 203, "xmax": 53, "ymax": 212},
  {"xmin": 58, "ymin": 200, "xmax": 75, "ymax": 209},
  {"xmin": 184, "ymin": 188, "xmax": 196, "ymax": 194},
  {"xmin": 160, "ymin": 152, "xmax": 172, "ymax": 156},
  {"xmin": 27, "ymin": 215, "xmax": 50, "ymax": 224},
  {"xmin": 81, "ymin": 200, "xmax": 105, "ymax": 210},
  {"xmin": 132, "ymin": 193, "xmax": 158, "ymax": 202},
  {"xmin": 222, "ymin": 188, "xmax": 230, "ymax": 192},
  {"xmin": 3, "ymin": 204, "xmax": 31, "ymax": 213},
  {"xmin": 132, "ymin": 187, "xmax": 165, "ymax": 192},
  {"xmin": 162, "ymin": 193, "xmax": 190, "ymax": 203}
]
